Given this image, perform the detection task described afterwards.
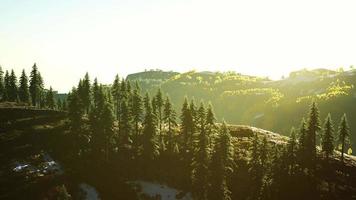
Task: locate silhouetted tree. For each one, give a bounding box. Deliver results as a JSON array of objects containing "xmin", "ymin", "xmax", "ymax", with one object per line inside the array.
[
  {"xmin": 192, "ymin": 102, "xmax": 209, "ymax": 200},
  {"xmin": 29, "ymin": 63, "xmax": 41, "ymax": 106},
  {"xmin": 208, "ymin": 121, "xmax": 233, "ymax": 200},
  {"xmin": 338, "ymin": 113, "xmax": 350, "ymax": 163},
  {"xmin": 8, "ymin": 69, "xmax": 18, "ymax": 102},
  {"xmin": 142, "ymin": 93, "xmax": 159, "ymax": 163},
  {"xmin": 46, "ymin": 86, "xmax": 56, "ymax": 109},
  {"xmin": 322, "ymin": 114, "xmax": 334, "ymax": 159},
  {"xmin": 305, "ymin": 101, "xmax": 321, "ymax": 170},
  {"xmin": 163, "ymin": 96, "xmax": 177, "ymax": 153},
  {"xmin": 18, "ymin": 70, "xmax": 30, "ymax": 103}
]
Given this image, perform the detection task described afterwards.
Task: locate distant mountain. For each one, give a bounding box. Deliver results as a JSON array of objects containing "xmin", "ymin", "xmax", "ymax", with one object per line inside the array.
[{"xmin": 127, "ymin": 68, "xmax": 356, "ymax": 152}]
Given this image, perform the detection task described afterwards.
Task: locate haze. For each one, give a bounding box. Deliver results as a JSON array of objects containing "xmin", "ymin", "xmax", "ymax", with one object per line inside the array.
[{"xmin": 1, "ymin": 0, "xmax": 356, "ymax": 93}]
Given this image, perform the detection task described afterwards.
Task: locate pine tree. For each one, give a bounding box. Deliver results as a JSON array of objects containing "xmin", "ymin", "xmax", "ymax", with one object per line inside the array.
[
  {"xmin": 297, "ymin": 118, "xmax": 307, "ymax": 168},
  {"xmin": 4, "ymin": 70, "xmax": 10, "ymax": 101},
  {"xmin": 0, "ymin": 67, "xmax": 4, "ymax": 101},
  {"xmin": 305, "ymin": 101, "xmax": 321, "ymax": 170},
  {"xmin": 181, "ymin": 97, "xmax": 192, "ymax": 153},
  {"xmin": 18, "ymin": 69, "xmax": 30, "ymax": 103},
  {"xmin": 208, "ymin": 121, "xmax": 234, "ymax": 200},
  {"xmin": 338, "ymin": 114, "xmax": 350, "ymax": 163},
  {"xmin": 119, "ymin": 99, "xmax": 132, "ymax": 150},
  {"xmin": 78, "ymin": 73, "xmax": 91, "ymax": 114},
  {"xmin": 111, "ymin": 74, "xmax": 121, "ymax": 120},
  {"xmin": 206, "ymin": 103, "xmax": 216, "ymax": 149},
  {"xmin": 68, "ymin": 87, "xmax": 84, "ymax": 132},
  {"xmin": 46, "ymin": 86, "xmax": 56, "ymax": 109},
  {"xmin": 192, "ymin": 102, "xmax": 209, "ymax": 200},
  {"xmin": 100, "ymin": 100, "xmax": 115, "ymax": 162},
  {"xmin": 142, "ymin": 93, "xmax": 159, "ymax": 162},
  {"xmin": 37, "ymin": 72, "xmax": 45, "ymax": 108},
  {"xmin": 287, "ymin": 127, "xmax": 297, "ymax": 175},
  {"xmin": 29, "ymin": 63, "xmax": 41, "ymax": 107},
  {"xmin": 163, "ymin": 96, "xmax": 177, "ymax": 153},
  {"xmin": 131, "ymin": 82, "xmax": 143, "ymax": 155},
  {"xmin": 8, "ymin": 69, "xmax": 18, "ymax": 102},
  {"xmin": 322, "ymin": 114, "xmax": 334, "ymax": 159},
  {"xmin": 154, "ymin": 88, "xmax": 164, "ymax": 139}
]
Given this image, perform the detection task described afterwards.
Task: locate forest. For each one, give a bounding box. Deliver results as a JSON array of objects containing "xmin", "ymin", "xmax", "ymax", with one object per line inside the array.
[{"xmin": 0, "ymin": 63, "xmax": 355, "ymax": 200}]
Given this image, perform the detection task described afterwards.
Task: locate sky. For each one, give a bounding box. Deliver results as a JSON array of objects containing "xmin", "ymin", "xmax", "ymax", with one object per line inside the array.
[{"xmin": 1, "ymin": 0, "xmax": 356, "ymax": 93}]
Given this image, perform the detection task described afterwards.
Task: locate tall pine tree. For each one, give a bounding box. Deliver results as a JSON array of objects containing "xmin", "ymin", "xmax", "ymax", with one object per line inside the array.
[
  {"xmin": 338, "ymin": 113, "xmax": 350, "ymax": 163},
  {"xmin": 18, "ymin": 69, "xmax": 30, "ymax": 103},
  {"xmin": 322, "ymin": 114, "xmax": 334, "ymax": 159}
]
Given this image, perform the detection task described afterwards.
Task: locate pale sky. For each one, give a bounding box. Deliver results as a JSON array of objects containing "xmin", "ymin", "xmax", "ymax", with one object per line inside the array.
[{"xmin": 1, "ymin": 0, "xmax": 356, "ymax": 93}]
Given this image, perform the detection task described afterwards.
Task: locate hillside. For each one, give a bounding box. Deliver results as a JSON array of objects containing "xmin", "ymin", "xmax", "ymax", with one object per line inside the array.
[
  {"xmin": 1, "ymin": 108, "xmax": 356, "ymax": 199},
  {"xmin": 127, "ymin": 68, "xmax": 356, "ymax": 151}
]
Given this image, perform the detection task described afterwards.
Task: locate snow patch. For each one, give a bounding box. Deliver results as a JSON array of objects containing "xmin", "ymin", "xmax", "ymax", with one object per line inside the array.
[
  {"xmin": 129, "ymin": 180, "xmax": 192, "ymax": 200},
  {"xmin": 79, "ymin": 183, "xmax": 100, "ymax": 200}
]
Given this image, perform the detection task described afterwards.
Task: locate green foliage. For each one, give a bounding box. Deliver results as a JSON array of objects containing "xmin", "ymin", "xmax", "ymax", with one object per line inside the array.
[
  {"xmin": 321, "ymin": 114, "xmax": 334, "ymax": 159},
  {"xmin": 338, "ymin": 113, "xmax": 350, "ymax": 163},
  {"xmin": 18, "ymin": 70, "xmax": 30, "ymax": 104}
]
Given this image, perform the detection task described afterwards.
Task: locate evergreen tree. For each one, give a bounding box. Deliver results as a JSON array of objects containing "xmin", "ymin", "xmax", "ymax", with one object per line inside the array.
[
  {"xmin": 322, "ymin": 114, "xmax": 334, "ymax": 159},
  {"xmin": 181, "ymin": 97, "xmax": 192, "ymax": 153},
  {"xmin": 29, "ymin": 63, "xmax": 41, "ymax": 106},
  {"xmin": 131, "ymin": 82, "xmax": 143, "ymax": 155},
  {"xmin": 111, "ymin": 74, "xmax": 121, "ymax": 120},
  {"xmin": 57, "ymin": 98, "xmax": 62, "ymax": 110},
  {"xmin": 4, "ymin": 70, "xmax": 9, "ymax": 101},
  {"xmin": 68, "ymin": 87, "xmax": 84, "ymax": 132},
  {"xmin": 192, "ymin": 102, "xmax": 209, "ymax": 200},
  {"xmin": 163, "ymin": 96, "xmax": 177, "ymax": 153},
  {"xmin": 206, "ymin": 103, "xmax": 216, "ymax": 149},
  {"xmin": 119, "ymin": 99, "xmax": 133, "ymax": 150},
  {"xmin": 77, "ymin": 73, "xmax": 91, "ymax": 114},
  {"xmin": 8, "ymin": 69, "xmax": 18, "ymax": 102},
  {"xmin": 46, "ymin": 86, "xmax": 56, "ymax": 109},
  {"xmin": 18, "ymin": 69, "xmax": 30, "ymax": 103},
  {"xmin": 37, "ymin": 72, "xmax": 45, "ymax": 108},
  {"xmin": 297, "ymin": 118, "xmax": 307, "ymax": 168},
  {"xmin": 208, "ymin": 121, "xmax": 234, "ymax": 200},
  {"xmin": 338, "ymin": 114, "xmax": 350, "ymax": 163},
  {"xmin": 154, "ymin": 88, "xmax": 164, "ymax": 138},
  {"xmin": 286, "ymin": 128, "xmax": 297, "ymax": 175},
  {"xmin": 142, "ymin": 93, "xmax": 159, "ymax": 162},
  {"xmin": 305, "ymin": 101, "xmax": 321, "ymax": 170},
  {"xmin": 0, "ymin": 67, "xmax": 4, "ymax": 101},
  {"xmin": 100, "ymin": 100, "xmax": 115, "ymax": 162}
]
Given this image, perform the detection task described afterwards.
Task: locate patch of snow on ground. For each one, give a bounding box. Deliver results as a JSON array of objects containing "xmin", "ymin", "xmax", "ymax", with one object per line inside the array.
[
  {"xmin": 79, "ymin": 183, "xmax": 100, "ymax": 200},
  {"xmin": 129, "ymin": 180, "xmax": 192, "ymax": 200}
]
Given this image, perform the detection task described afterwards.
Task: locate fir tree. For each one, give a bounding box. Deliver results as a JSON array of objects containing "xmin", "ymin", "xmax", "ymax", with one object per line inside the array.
[
  {"xmin": 191, "ymin": 103, "xmax": 209, "ymax": 200},
  {"xmin": 206, "ymin": 103, "xmax": 216, "ymax": 149},
  {"xmin": 4, "ymin": 70, "xmax": 9, "ymax": 101},
  {"xmin": 287, "ymin": 127, "xmax": 297, "ymax": 175},
  {"xmin": 297, "ymin": 118, "xmax": 307, "ymax": 168},
  {"xmin": 338, "ymin": 114, "xmax": 350, "ymax": 163},
  {"xmin": 142, "ymin": 93, "xmax": 159, "ymax": 162},
  {"xmin": 322, "ymin": 114, "xmax": 334, "ymax": 159},
  {"xmin": 29, "ymin": 63, "xmax": 41, "ymax": 106},
  {"xmin": 119, "ymin": 99, "xmax": 133, "ymax": 150},
  {"xmin": 78, "ymin": 73, "xmax": 91, "ymax": 114},
  {"xmin": 208, "ymin": 121, "xmax": 234, "ymax": 200},
  {"xmin": 305, "ymin": 101, "xmax": 321, "ymax": 170},
  {"xmin": 163, "ymin": 96, "xmax": 177, "ymax": 153},
  {"xmin": 68, "ymin": 87, "xmax": 84, "ymax": 132},
  {"xmin": 8, "ymin": 69, "xmax": 18, "ymax": 102},
  {"xmin": 154, "ymin": 88, "xmax": 164, "ymax": 138},
  {"xmin": 111, "ymin": 74, "xmax": 121, "ymax": 120},
  {"xmin": 249, "ymin": 133, "xmax": 263, "ymax": 199},
  {"xmin": 46, "ymin": 86, "xmax": 56, "ymax": 109},
  {"xmin": 18, "ymin": 69, "xmax": 30, "ymax": 103},
  {"xmin": 131, "ymin": 82, "xmax": 143, "ymax": 155}
]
